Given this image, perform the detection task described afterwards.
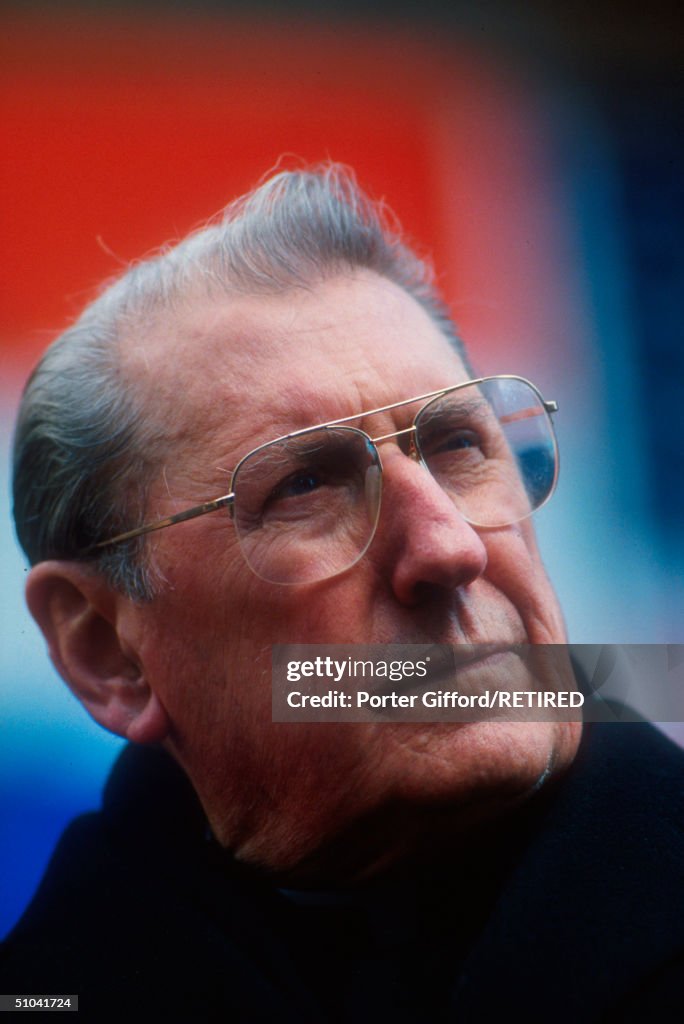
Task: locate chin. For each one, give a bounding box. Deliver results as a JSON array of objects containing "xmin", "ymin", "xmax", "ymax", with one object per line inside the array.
[{"xmin": 385, "ymin": 719, "xmax": 581, "ymax": 814}]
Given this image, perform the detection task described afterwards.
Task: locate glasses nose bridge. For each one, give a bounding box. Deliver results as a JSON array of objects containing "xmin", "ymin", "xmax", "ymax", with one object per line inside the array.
[{"xmin": 370, "ymin": 423, "xmax": 420, "ymax": 460}]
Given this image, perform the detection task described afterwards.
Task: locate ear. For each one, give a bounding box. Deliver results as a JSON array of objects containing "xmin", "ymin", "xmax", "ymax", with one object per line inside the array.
[{"xmin": 26, "ymin": 561, "xmax": 170, "ymax": 745}]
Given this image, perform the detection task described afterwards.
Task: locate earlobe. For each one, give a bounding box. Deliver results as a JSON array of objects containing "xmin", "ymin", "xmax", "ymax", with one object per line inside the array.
[{"xmin": 25, "ymin": 561, "xmax": 170, "ymax": 745}]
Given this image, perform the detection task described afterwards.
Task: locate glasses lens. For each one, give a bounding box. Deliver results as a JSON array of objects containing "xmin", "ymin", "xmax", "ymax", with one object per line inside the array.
[
  {"xmin": 415, "ymin": 377, "xmax": 558, "ymax": 528},
  {"xmin": 232, "ymin": 427, "xmax": 382, "ymax": 584}
]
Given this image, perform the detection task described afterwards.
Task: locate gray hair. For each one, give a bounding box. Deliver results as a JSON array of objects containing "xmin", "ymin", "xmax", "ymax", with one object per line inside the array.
[{"xmin": 12, "ymin": 164, "xmax": 466, "ymax": 600}]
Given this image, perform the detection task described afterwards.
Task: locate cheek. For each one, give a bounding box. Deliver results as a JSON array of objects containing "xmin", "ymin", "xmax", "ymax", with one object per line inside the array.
[
  {"xmin": 483, "ymin": 526, "xmax": 566, "ymax": 644},
  {"xmin": 250, "ymin": 576, "xmax": 370, "ymax": 644}
]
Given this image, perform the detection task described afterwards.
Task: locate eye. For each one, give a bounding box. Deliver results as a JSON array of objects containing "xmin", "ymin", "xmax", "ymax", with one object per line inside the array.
[
  {"xmin": 425, "ymin": 428, "xmax": 485, "ymax": 459},
  {"xmin": 416, "ymin": 397, "xmax": 493, "ymax": 460},
  {"xmin": 435, "ymin": 430, "xmax": 481, "ymax": 452},
  {"xmin": 271, "ymin": 469, "xmax": 324, "ymax": 501}
]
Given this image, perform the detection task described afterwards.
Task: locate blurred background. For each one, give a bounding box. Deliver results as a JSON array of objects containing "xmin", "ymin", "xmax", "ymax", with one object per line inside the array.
[{"xmin": 2, "ymin": 0, "xmax": 682, "ymax": 937}]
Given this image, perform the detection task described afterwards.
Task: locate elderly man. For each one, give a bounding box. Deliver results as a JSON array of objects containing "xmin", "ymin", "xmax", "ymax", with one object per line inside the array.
[{"xmin": 3, "ymin": 167, "xmax": 683, "ymax": 1020}]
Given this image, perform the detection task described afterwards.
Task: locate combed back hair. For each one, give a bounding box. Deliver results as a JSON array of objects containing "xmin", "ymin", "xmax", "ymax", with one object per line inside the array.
[{"xmin": 13, "ymin": 163, "xmax": 466, "ymax": 600}]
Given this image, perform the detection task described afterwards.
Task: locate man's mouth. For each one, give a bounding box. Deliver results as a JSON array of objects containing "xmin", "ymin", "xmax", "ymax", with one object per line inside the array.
[{"xmin": 375, "ymin": 643, "xmax": 519, "ymax": 697}]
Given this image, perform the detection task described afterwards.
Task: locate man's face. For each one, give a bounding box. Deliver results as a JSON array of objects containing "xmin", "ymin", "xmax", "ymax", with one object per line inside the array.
[{"xmin": 120, "ymin": 272, "xmax": 580, "ymax": 881}]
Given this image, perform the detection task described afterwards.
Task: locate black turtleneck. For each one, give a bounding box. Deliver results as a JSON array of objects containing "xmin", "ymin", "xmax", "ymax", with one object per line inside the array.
[{"xmin": 2, "ymin": 720, "xmax": 683, "ymax": 1022}]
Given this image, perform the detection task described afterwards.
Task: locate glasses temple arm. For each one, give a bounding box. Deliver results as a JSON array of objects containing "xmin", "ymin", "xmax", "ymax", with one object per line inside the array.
[{"xmin": 86, "ymin": 493, "xmax": 235, "ymax": 552}]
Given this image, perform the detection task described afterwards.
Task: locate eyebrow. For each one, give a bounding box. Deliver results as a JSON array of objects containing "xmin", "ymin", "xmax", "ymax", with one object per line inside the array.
[
  {"xmin": 226, "ymin": 379, "xmax": 503, "ymax": 473},
  {"xmin": 417, "ymin": 394, "xmax": 488, "ymax": 423},
  {"xmin": 269, "ymin": 383, "xmax": 460, "ymax": 439}
]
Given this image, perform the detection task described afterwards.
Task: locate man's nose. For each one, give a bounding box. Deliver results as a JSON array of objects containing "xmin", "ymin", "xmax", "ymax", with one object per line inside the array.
[{"xmin": 373, "ymin": 447, "xmax": 488, "ymax": 607}]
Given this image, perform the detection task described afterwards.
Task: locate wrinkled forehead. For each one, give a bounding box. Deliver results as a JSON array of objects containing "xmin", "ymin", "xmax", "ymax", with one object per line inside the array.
[{"xmin": 120, "ymin": 272, "xmax": 469, "ymax": 448}]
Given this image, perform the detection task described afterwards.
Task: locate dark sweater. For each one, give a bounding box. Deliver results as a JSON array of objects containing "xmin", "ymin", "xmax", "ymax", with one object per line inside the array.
[{"xmin": 2, "ymin": 721, "xmax": 683, "ymax": 1022}]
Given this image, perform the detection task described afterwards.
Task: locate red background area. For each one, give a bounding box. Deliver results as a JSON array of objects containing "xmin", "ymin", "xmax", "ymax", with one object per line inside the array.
[{"xmin": 2, "ymin": 13, "xmax": 568, "ymax": 390}]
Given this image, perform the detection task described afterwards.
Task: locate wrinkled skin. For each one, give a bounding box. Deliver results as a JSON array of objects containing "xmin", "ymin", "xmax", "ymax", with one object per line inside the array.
[{"xmin": 29, "ymin": 271, "xmax": 581, "ymax": 884}]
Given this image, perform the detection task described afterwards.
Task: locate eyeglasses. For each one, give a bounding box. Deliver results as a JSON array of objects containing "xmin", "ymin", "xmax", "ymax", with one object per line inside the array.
[{"xmin": 92, "ymin": 375, "xmax": 558, "ymax": 585}]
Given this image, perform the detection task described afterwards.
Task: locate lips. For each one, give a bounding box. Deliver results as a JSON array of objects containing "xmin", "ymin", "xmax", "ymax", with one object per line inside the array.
[
  {"xmin": 373, "ymin": 642, "xmax": 519, "ymax": 698},
  {"xmin": 422, "ymin": 643, "xmax": 517, "ymax": 690},
  {"xmin": 426, "ymin": 641, "xmax": 515, "ymax": 670}
]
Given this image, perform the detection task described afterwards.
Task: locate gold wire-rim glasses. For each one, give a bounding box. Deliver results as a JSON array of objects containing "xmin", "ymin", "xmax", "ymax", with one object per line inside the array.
[{"xmin": 88, "ymin": 374, "xmax": 558, "ymax": 563}]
